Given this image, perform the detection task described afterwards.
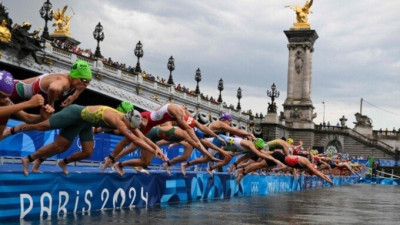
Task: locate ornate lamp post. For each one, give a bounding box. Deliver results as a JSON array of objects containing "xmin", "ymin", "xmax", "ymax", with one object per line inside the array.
[
  {"xmin": 195, "ymin": 68, "xmax": 201, "ymax": 94},
  {"xmin": 93, "ymin": 22, "xmax": 104, "ymax": 58},
  {"xmin": 217, "ymin": 78, "xmax": 224, "ymax": 103},
  {"xmin": 236, "ymin": 87, "xmax": 242, "ymax": 110},
  {"xmin": 134, "ymin": 41, "xmax": 143, "ymax": 74},
  {"xmin": 322, "ymin": 101, "xmax": 326, "ymax": 124},
  {"xmin": 39, "ymin": 0, "xmax": 53, "ymax": 40},
  {"xmin": 167, "ymin": 56, "xmax": 175, "ymax": 85},
  {"xmin": 267, "ymin": 83, "xmax": 280, "ymax": 113}
]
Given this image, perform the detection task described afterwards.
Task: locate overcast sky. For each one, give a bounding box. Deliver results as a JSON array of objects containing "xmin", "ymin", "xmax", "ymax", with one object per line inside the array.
[{"xmin": 2, "ymin": 0, "xmax": 400, "ymax": 130}]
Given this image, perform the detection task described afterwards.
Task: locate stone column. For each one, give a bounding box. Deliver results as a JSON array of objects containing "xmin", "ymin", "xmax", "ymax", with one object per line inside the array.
[
  {"xmin": 283, "ymin": 29, "xmax": 318, "ymax": 129},
  {"xmin": 286, "ymin": 47, "xmax": 296, "ymax": 103},
  {"xmin": 302, "ymin": 43, "xmax": 313, "ymax": 103}
]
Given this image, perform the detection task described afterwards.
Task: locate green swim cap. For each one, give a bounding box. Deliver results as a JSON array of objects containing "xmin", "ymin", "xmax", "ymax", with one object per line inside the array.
[
  {"xmin": 253, "ymin": 138, "xmax": 265, "ymax": 149},
  {"xmin": 70, "ymin": 60, "xmax": 92, "ymax": 79},
  {"xmin": 117, "ymin": 101, "xmax": 134, "ymax": 113}
]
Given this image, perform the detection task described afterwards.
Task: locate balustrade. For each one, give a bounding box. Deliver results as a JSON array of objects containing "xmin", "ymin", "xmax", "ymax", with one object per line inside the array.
[
  {"xmin": 76, "ymin": 55, "xmax": 94, "ymax": 65},
  {"xmin": 157, "ymin": 83, "xmax": 170, "ymax": 93},
  {"xmin": 51, "ymin": 46, "xmax": 72, "ymax": 61},
  {"xmin": 142, "ymin": 77, "xmax": 156, "ymax": 88}
]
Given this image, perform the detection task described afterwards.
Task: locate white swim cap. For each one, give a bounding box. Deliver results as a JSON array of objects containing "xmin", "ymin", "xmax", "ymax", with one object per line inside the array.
[{"xmin": 124, "ymin": 110, "xmax": 142, "ymax": 128}]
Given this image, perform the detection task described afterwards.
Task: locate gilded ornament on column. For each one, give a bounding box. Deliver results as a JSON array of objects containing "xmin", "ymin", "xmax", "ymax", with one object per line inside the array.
[
  {"xmin": 285, "ymin": 0, "xmax": 313, "ymax": 29},
  {"xmin": 52, "ymin": 5, "xmax": 74, "ymax": 36}
]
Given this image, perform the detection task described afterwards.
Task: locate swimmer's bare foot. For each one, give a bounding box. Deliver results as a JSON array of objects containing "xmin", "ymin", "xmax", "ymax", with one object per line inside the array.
[
  {"xmin": 134, "ymin": 167, "xmax": 149, "ymax": 175},
  {"xmin": 206, "ymin": 167, "xmax": 214, "ymax": 177},
  {"xmin": 180, "ymin": 162, "xmax": 187, "ymax": 176},
  {"xmin": 162, "ymin": 162, "xmax": 171, "ymax": 176},
  {"xmin": 32, "ymin": 159, "xmax": 42, "ymax": 173},
  {"xmin": 102, "ymin": 156, "xmax": 113, "ymax": 172},
  {"xmin": 2, "ymin": 127, "xmax": 12, "ymax": 138},
  {"xmin": 21, "ymin": 157, "xmax": 30, "ymax": 176},
  {"xmin": 236, "ymin": 169, "xmax": 244, "ymax": 184},
  {"xmin": 228, "ymin": 164, "xmax": 236, "ymax": 174},
  {"xmin": 57, "ymin": 160, "xmax": 69, "ymax": 175},
  {"xmin": 114, "ymin": 162, "xmax": 124, "ymax": 176}
]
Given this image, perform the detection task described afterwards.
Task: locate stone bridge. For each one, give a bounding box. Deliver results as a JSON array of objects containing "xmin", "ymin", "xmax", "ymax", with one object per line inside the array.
[{"xmin": 259, "ymin": 121, "xmax": 398, "ymax": 160}]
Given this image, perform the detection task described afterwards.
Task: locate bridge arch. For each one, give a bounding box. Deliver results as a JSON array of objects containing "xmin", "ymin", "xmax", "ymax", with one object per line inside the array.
[{"xmin": 320, "ymin": 134, "xmax": 344, "ymax": 153}]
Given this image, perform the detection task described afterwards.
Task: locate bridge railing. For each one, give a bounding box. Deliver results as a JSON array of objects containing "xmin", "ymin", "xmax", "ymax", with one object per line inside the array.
[
  {"xmin": 103, "ymin": 63, "xmax": 119, "ymax": 77},
  {"xmin": 349, "ymin": 129, "xmax": 395, "ymax": 153},
  {"xmin": 156, "ymin": 82, "xmax": 171, "ymax": 93},
  {"xmin": 315, "ymin": 125, "xmax": 395, "ymax": 155},
  {"xmin": 373, "ymin": 130, "xmax": 400, "ymax": 137},
  {"xmin": 314, "ymin": 125, "xmax": 347, "ymax": 132},
  {"xmin": 51, "ymin": 47, "xmax": 73, "ymax": 61}
]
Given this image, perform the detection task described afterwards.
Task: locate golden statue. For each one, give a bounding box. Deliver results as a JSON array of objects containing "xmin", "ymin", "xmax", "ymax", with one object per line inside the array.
[
  {"xmin": 285, "ymin": 0, "xmax": 313, "ymax": 29},
  {"xmin": 64, "ymin": 14, "xmax": 73, "ymax": 33},
  {"xmin": 0, "ymin": 19, "xmax": 12, "ymax": 43},
  {"xmin": 52, "ymin": 5, "xmax": 73, "ymax": 36}
]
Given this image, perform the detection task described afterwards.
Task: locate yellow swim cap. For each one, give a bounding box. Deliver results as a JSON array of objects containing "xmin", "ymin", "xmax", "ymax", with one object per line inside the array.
[{"xmin": 311, "ymin": 150, "xmax": 319, "ymax": 155}]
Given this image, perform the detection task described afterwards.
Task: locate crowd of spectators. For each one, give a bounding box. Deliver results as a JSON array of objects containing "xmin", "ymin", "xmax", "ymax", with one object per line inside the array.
[
  {"xmin": 141, "ymin": 72, "xmax": 155, "ymax": 81},
  {"xmin": 102, "ymin": 57, "xmax": 133, "ymax": 71},
  {"xmin": 52, "ymin": 40, "xmax": 136, "ymax": 72},
  {"xmin": 52, "ymin": 39, "xmax": 94, "ymax": 58},
  {"xmin": 199, "ymin": 93, "xmax": 219, "ymax": 104},
  {"xmin": 175, "ymin": 84, "xmax": 196, "ymax": 95},
  {"xmin": 377, "ymin": 127, "xmax": 399, "ymax": 135}
]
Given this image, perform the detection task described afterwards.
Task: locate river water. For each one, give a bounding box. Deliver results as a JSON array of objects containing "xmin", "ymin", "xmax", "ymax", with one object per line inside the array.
[{"xmin": 16, "ymin": 184, "xmax": 400, "ymax": 225}]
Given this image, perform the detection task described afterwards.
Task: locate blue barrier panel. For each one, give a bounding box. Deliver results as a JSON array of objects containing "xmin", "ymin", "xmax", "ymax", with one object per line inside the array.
[
  {"xmin": 0, "ymin": 168, "xmax": 359, "ymax": 221},
  {"xmin": 363, "ymin": 177, "xmax": 399, "ymax": 185}
]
